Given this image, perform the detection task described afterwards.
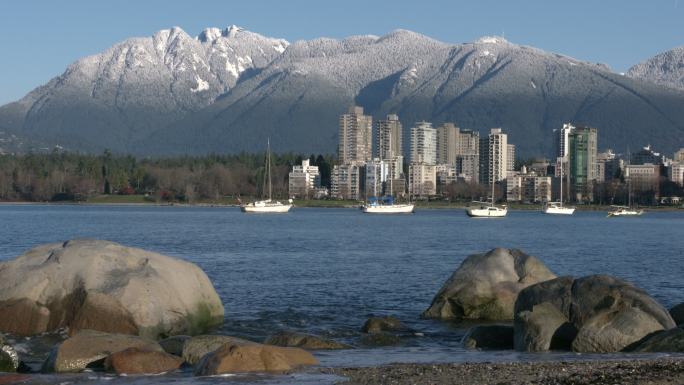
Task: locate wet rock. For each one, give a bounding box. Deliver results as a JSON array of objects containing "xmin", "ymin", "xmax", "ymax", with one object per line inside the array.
[
  {"xmin": 0, "ymin": 374, "xmax": 31, "ymax": 384},
  {"xmin": 670, "ymin": 303, "xmax": 684, "ymax": 326},
  {"xmin": 359, "ymin": 333, "xmax": 402, "ymax": 347},
  {"xmin": 625, "ymin": 327, "xmax": 684, "ymax": 352},
  {"xmin": 159, "ymin": 335, "xmax": 191, "ymax": 356},
  {"xmin": 42, "ymin": 330, "xmax": 163, "ymax": 373},
  {"xmin": 0, "ymin": 240, "xmax": 224, "ymax": 339},
  {"xmin": 513, "ymin": 275, "xmax": 675, "ymax": 353},
  {"xmin": 422, "ymin": 248, "xmax": 556, "ymax": 321},
  {"xmin": 194, "ymin": 342, "xmax": 318, "ymax": 375},
  {"xmin": 104, "ymin": 347, "xmax": 183, "ymax": 375},
  {"xmin": 0, "ymin": 345, "xmax": 19, "ymax": 372},
  {"xmin": 462, "ymin": 325, "xmax": 514, "ymax": 350},
  {"xmin": 361, "ymin": 316, "xmax": 409, "ymax": 334},
  {"xmin": 182, "ymin": 335, "xmax": 253, "ymax": 365},
  {"xmin": 264, "ymin": 331, "xmax": 352, "ymax": 350}
]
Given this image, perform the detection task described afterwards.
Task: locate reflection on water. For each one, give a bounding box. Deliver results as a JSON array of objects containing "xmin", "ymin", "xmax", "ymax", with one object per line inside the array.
[{"xmin": 1, "ymin": 205, "xmax": 683, "ymax": 383}]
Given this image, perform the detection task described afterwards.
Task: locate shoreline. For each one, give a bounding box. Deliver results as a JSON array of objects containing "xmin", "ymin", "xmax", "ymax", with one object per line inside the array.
[
  {"xmin": 0, "ymin": 199, "xmax": 682, "ymax": 212},
  {"xmin": 326, "ymin": 357, "xmax": 684, "ymax": 385}
]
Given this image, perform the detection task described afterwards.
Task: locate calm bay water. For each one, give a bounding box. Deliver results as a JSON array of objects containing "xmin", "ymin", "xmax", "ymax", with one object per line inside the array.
[{"xmin": 1, "ymin": 204, "xmax": 683, "ymax": 383}]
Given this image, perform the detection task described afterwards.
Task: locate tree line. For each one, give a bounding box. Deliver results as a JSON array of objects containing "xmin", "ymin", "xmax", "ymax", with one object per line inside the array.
[{"xmin": 0, "ymin": 151, "xmax": 333, "ymax": 203}]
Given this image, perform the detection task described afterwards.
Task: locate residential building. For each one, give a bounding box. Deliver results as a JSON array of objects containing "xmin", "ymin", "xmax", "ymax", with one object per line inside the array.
[
  {"xmin": 596, "ymin": 149, "xmax": 623, "ymax": 183},
  {"xmin": 479, "ymin": 128, "xmax": 509, "ymax": 186},
  {"xmin": 288, "ymin": 159, "xmax": 320, "ymax": 198},
  {"xmin": 555, "ymin": 123, "xmax": 575, "ymax": 159},
  {"xmin": 625, "ymin": 163, "xmax": 661, "ymax": 198},
  {"xmin": 409, "ymin": 163, "xmax": 436, "ymax": 197},
  {"xmin": 331, "ymin": 164, "xmax": 362, "ymax": 200},
  {"xmin": 455, "ymin": 154, "xmax": 479, "ymax": 183},
  {"xmin": 338, "ymin": 106, "xmax": 373, "ymax": 165},
  {"xmin": 436, "ymin": 164, "xmax": 457, "ymax": 194},
  {"xmin": 410, "ymin": 121, "xmax": 437, "ymax": 165},
  {"xmin": 670, "ymin": 162, "xmax": 684, "ymax": 186},
  {"xmin": 507, "ymin": 144, "xmax": 516, "ymax": 171},
  {"xmin": 436, "ymin": 123, "xmax": 459, "ymax": 165},
  {"xmin": 506, "ymin": 167, "xmax": 552, "ymax": 203},
  {"xmin": 567, "ymin": 126, "xmax": 598, "ymax": 202},
  {"xmin": 631, "ymin": 145, "xmax": 664, "ymax": 165},
  {"xmin": 375, "ymin": 114, "xmax": 404, "ymax": 181},
  {"xmin": 674, "ymin": 148, "xmax": 684, "ymax": 162},
  {"xmin": 365, "ymin": 158, "xmax": 391, "ymax": 198}
]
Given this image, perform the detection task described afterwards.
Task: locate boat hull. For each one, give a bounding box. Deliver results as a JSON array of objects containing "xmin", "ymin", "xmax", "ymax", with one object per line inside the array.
[
  {"xmin": 362, "ymin": 204, "xmax": 415, "ymax": 214},
  {"xmin": 608, "ymin": 209, "xmax": 643, "ymax": 217},
  {"xmin": 241, "ymin": 204, "xmax": 292, "ymax": 213},
  {"xmin": 543, "ymin": 206, "xmax": 576, "ymax": 215},
  {"xmin": 466, "ymin": 207, "xmax": 508, "ymax": 217}
]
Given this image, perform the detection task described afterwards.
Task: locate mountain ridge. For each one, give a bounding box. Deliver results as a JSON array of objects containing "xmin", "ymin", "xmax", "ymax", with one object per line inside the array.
[{"xmin": 1, "ymin": 26, "xmax": 683, "ymax": 158}]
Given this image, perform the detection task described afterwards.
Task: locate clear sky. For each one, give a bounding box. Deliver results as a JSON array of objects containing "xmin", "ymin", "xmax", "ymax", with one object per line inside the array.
[{"xmin": 1, "ymin": 0, "xmax": 682, "ymax": 105}]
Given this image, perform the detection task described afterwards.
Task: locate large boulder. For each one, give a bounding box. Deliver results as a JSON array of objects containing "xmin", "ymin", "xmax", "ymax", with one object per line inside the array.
[
  {"xmin": 104, "ymin": 347, "xmax": 184, "ymax": 375},
  {"xmin": 159, "ymin": 335, "xmax": 191, "ymax": 356},
  {"xmin": 264, "ymin": 331, "xmax": 352, "ymax": 350},
  {"xmin": 422, "ymin": 248, "xmax": 556, "ymax": 321},
  {"xmin": 182, "ymin": 335, "xmax": 252, "ymax": 365},
  {"xmin": 194, "ymin": 342, "xmax": 318, "ymax": 375},
  {"xmin": 514, "ymin": 275, "xmax": 676, "ymax": 353},
  {"xmin": 462, "ymin": 325, "xmax": 514, "ymax": 350},
  {"xmin": 0, "ymin": 240, "xmax": 224, "ymax": 339},
  {"xmin": 625, "ymin": 328, "xmax": 684, "ymax": 352},
  {"xmin": 670, "ymin": 303, "xmax": 684, "ymax": 326},
  {"xmin": 42, "ymin": 330, "xmax": 164, "ymax": 372}
]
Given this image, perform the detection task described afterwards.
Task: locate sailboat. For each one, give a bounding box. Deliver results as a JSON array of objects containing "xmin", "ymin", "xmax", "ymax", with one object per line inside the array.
[
  {"xmin": 466, "ymin": 180, "xmax": 507, "ymax": 218},
  {"xmin": 240, "ymin": 139, "xmax": 293, "ymax": 213},
  {"xmin": 362, "ymin": 169, "xmax": 414, "ymax": 214},
  {"xmin": 608, "ymin": 171, "xmax": 643, "ymax": 217},
  {"xmin": 543, "ymin": 159, "xmax": 575, "ymax": 215}
]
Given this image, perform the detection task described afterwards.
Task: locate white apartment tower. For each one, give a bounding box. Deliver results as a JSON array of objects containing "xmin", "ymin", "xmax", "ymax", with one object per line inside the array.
[
  {"xmin": 436, "ymin": 123, "xmax": 459, "ymax": 165},
  {"xmin": 479, "ymin": 128, "xmax": 509, "ymax": 185},
  {"xmin": 410, "ymin": 121, "xmax": 437, "ymax": 165}
]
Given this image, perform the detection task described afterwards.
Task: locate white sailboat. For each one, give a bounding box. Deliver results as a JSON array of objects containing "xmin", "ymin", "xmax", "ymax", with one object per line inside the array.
[
  {"xmin": 362, "ymin": 171, "xmax": 414, "ymax": 214},
  {"xmin": 608, "ymin": 173, "xmax": 643, "ymax": 217},
  {"xmin": 466, "ymin": 180, "xmax": 507, "ymax": 218},
  {"xmin": 241, "ymin": 139, "xmax": 293, "ymax": 213},
  {"xmin": 543, "ymin": 159, "xmax": 575, "ymax": 215}
]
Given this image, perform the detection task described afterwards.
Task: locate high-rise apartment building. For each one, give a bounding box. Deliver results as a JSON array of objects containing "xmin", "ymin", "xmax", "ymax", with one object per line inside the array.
[
  {"xmin": 331, "ymin": 164, "xmax": 362, "ymax": 200},
  {"xmin": 675, "ymin": 148, "xmax": 684, "ymax": 162},
  {"xmin": 596, "ymin": 149, "xmax": 623, "ymax": 183},
  {"xmin": 507, "ymin": 144, "xmax": 516, "ymax": 172},
  {"xmin": 436, "ymin": 123, "xmax": 459, "ymax": 165},
  {"xmin": 555, "ymin": 123, "xmax": 575, "ymax": 159},
  {"xmin": 409, "ymin": 163, "xmax": 437, "ymax": 197},
  {"xmin": 479, "ymin": 128, "xmax": 509, "ymax": 185},
  {"xmin": 410, "ymin": 121, "xmax": 437, "ymax": 165},
  {"xmin": 376, "ymin": 114, "xmax": 402, "ymax": 160},
  {"xmin": 568, "ymin": 126, "xmax": 598, "ymax": 202},
  {"xmin": 338, "ymin": 106, "xmax": 373, "ymax": 165}
]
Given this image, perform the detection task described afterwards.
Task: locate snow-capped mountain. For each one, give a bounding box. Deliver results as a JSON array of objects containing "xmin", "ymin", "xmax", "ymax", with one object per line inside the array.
[
  {"xmin": 0, "ymin": 25, "xmax": 288, "ymax": 151},
  {"xmin": 627, "ymin": 45, "xmax": 684, "ymax": 91},
  {"xmin": 1, "ymin": 27, "xmax": 684, "ymax": 158}
]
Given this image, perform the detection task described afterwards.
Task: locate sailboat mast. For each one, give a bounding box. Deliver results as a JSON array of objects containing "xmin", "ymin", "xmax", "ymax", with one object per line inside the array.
[
  {"xmin": 560, "ymin": 159, "xmax": 563, "ymax": 208},
  {"xmin": 267, "ymin": 138, "xmax": 272, "ymax": 200}
]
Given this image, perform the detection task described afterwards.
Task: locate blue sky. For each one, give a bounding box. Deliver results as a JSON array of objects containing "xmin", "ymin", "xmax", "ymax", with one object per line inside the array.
[{"xmin": 0, "ymin": 0, "xmax": 682, "ymax": 105}]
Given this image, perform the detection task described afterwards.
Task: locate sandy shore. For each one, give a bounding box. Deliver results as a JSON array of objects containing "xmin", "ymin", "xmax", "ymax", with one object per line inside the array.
[{"xmin": 326, "ymin": 358, "xmax": 684, "ymax": 385}]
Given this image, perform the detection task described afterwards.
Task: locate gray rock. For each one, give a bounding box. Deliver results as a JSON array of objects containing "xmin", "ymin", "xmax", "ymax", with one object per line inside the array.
[
  {"xmin": 0, "ymin": 344, "xmax": 19, "ymax": 372},
  {"xmin": 42, "ymin": 330, "xmax": 163, "ymax": 373},
  {"xmin": 669, "ymin": 303, "xmax": 684, "ymax": 326},
  {"xmin": 0, "ymin": 240, "xmax": 224, "ymax": 339},
  {"xmin": 423, "ymin": 248, "xmax": 556, "ymax": 321},
  {"xmin": 625, "ymin": 328, "xmax": 684, "ymax": 352},
  {"xmin": 264, "ymin": 331, "xmax": 352, "ymax": 350},
  {"xmin": 182, "ymin": 335, "xmax": 253, "ymax": 365},
  {"xmin": 159, "ymin": 335, "xmax": 191, "ymax": 356},
  {"xmin": 462, "ymin": 325, "xmax": 514, "ymax": 350},
  {"xmin": 514, "ymin": 302, "xmax": 576, "ymax": 352},
  {"xmin": 513, "ymin": 275, "xmax": 676, "ymax": 353},
  {"xmin": 358, "ymin": 333, "xmax": 402, "ymax": 347},
  {"xmin": 361, "ymin": 316, "xmax": 409, "ymax": 334}
]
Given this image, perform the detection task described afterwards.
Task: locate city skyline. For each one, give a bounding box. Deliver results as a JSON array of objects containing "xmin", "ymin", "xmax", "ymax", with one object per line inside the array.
[{"xmin": 2, "ymin": 0, "xmax": 684, "ymax": 105}]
